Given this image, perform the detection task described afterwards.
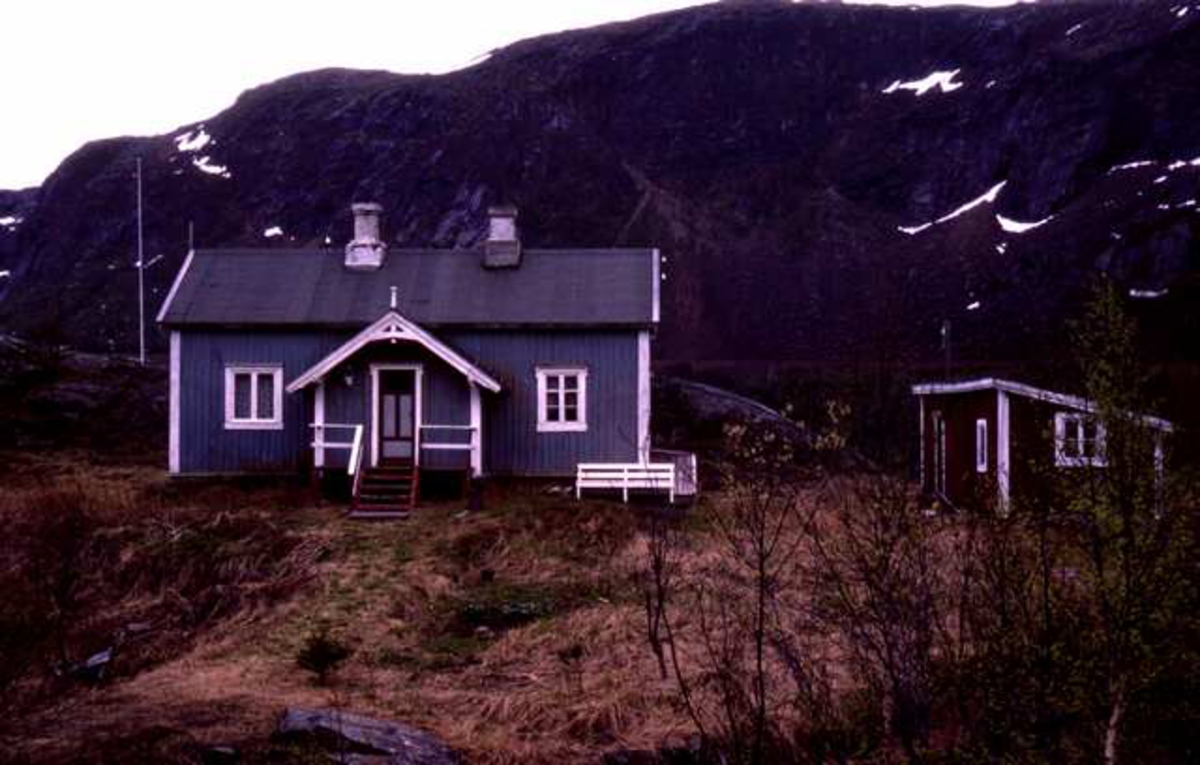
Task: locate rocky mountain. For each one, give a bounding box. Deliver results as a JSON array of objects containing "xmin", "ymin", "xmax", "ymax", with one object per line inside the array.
[{"xmin": 1, "ymin": 0, "xmax": 1198, "ymax": 374}]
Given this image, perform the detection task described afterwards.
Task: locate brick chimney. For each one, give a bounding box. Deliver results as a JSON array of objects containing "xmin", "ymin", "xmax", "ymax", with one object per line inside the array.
[
  {"xmin": 345, "ymin": 203, "xmax": 386, "ymax": 269},
  {"xmin": 483, "ymin": 205, "xmax": 521, "ymax": 268}
]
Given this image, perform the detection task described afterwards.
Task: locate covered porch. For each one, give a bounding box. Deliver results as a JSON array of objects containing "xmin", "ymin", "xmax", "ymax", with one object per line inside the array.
[{"xmin": 286, "ymin": 311, "xmax": 501, "ymax": 516}]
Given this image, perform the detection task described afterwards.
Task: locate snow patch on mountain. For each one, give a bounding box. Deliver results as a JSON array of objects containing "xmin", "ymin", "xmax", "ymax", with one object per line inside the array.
[
  {"xmin": 883, "ymin": 69, "xmax": 963, "ymax": 96},
  {"xmin": 1130, "ymin": 288, "xmax": 1168, "ymax": 299},
  {"xmin": 898, "ymin": 181, "xmax": 1005, "ymax": 234},
  {"xmin": 175, "ymin": 127, "xmax": 212, "ymax": 153},
  {"xmin": 193, "ymin": 156, "xmax": 231, "ymax": 178},
  {"xmin": 997, "ymin": 214, "xmax": 1053, "ymax": 233},
  {"xmin": 1109, "ymin": 160, "xmax": 1154, "ymax": 173}
]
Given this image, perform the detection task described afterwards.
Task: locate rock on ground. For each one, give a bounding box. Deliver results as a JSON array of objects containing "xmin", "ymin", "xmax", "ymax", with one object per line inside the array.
[{"xmin": 275, "ymin": 707, "xmax": 460, "ymax": 765}]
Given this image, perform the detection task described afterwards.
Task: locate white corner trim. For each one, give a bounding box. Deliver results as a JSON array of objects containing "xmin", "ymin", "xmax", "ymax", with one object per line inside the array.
[
  {"xmin": 223, "ymin": 365, "xmax": 284, "ymax": 430},
  {"xmin": 287, "ymin": 310, "xmax": 500, "ymax": 394},
  {"xmin": 155, "ymin": 249, "xmax": 195, "ymax": 324},
  {"xmin": 314, "ymin": 382, "xmax": 326, "ymax": 469},
  {"xmin": 997, "ymin": 390, "xmax": 1010, "ymax": 512},
  {"xmin": 651, "ymin": 247, "xmax": 661, "ymax": 324},
  {"xmin": 469, "ymin": 382, "xmax": 482, "ymax": 477},
  {"xmin": 637, "ymin": 331, "xmax": 651, "ymax": 462},
  {"xmin": 370, "ymin": 363, "xmax": 423, "ymax": 467},
  {"xmin": 536, "ymin": 366, "xmax": 588, "ymax": 433},
  {"xmin": 168, "ymin": 331, "xmax": 181, "ymax": 474}
]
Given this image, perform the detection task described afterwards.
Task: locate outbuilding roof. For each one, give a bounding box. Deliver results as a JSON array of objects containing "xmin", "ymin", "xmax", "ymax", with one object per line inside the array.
[
  {"xmin": 911, "ymin": 378, "xmax": 1173, "ymax": 432},
  {"xmin": 158, "ymin": 247, "xmax": 659, "ymax": 328}
]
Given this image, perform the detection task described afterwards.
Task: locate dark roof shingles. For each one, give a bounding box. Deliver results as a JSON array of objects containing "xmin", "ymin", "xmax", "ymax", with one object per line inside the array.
[{"xmin": 161, "ymin": 248, "xmax": 655, "ymax": 327}]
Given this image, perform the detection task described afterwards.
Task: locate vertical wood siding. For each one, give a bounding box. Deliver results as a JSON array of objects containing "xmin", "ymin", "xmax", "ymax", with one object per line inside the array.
[
  {"xmin": 445, "ymin": 330, "xmax": 640, "ymax": 476},
  {"xmin": 179, "ymin": 330, "xmax": 349, "ymax": 473},
  {"xmin": 178, "ymin": 327, "xmax": 640, "ymax": 477}
]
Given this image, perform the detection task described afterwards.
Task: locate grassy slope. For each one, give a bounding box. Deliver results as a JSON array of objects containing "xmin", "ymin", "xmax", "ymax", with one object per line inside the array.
[{"xmin": 2, "ymin": 455, "xmax": 695, "ymax": 764}]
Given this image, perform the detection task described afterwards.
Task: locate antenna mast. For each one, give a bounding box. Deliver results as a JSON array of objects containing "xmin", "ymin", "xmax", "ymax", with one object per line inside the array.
[
  {"xmin": 941, "ymin": 319, "xmax": 952, "ymax": 381},
  {"xmin": 137, "ymin": 157, "xmax": 146, "ymax": 366}
]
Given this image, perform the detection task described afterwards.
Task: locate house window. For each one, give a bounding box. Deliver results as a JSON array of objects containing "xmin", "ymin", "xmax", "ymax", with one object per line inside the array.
[
  {"xmin": 536, "ymin": 367, "xmax": 588, "ymax": 432},
  {"xmin": 1055, "ymin": 411, "xmax": 1106, "ymax": 468},
  {"xmin": 224, "ymin": 366, "xmax": 284, "ymax": 430},
  {"xmin": 975, "ymin": 418, "xmax": 988, "ymax": 473}
]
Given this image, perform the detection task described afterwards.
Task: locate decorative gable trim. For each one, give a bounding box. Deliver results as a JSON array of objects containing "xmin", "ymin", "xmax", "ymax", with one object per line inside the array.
[{"xmin": 286, "ymin": 310, "xmax": 502, "ymax": 394}]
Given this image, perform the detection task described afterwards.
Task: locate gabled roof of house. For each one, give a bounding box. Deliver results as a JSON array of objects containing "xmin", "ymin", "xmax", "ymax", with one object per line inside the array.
[
  {"xmin": 157, "ymin": 247, "xmax": 659, "ymax": 328},
  {"xmin": 911, "ymin": 378, "xmax": 1173, "ymax": 432}
]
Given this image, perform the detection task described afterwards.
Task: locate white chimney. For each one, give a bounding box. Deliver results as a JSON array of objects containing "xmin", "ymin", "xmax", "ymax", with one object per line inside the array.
[
  {"xmin": 483, "ymin": 205, "xmax": 521, "ymax": 268},
  {"xmin": 345, "ymin": 202, "xmax": 386, "ymax": 269}
]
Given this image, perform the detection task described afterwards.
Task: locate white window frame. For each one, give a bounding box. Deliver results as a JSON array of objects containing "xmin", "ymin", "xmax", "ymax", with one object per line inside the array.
[
  {"xmin": 536, "ymin": 366, "xmax": 588, "ymax": 433},
  {"xmin": 1054, "ymin": 411, "xmax": 1106, "ymax": 468},
  {"xmin": 224, "ymin": 365, "xmax": 284, "ymax": 430},
  {"xmin": 975, "ymin": 418, "xmax": 988, "ymax": 473}
]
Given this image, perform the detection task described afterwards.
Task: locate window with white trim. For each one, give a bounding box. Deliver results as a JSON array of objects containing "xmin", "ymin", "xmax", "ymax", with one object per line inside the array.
[
  {"xmin": 1054, "ymin": 411, "xmax": 1106, "ymax": 468},
  {"xmin": 975, "ymin": 418, "xmax": 988, "ymax": 473},
  {"xmin": 224, "ymin": 366, "xmax": 284, "ymax": 430},
  {"xmin": 536, "ymin": 367, "xmax": 587, "ymax": 432}
]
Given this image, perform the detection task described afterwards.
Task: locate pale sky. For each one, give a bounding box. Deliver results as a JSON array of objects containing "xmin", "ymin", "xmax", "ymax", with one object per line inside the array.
[{"xmin": 0, "ymin": 0, "xmax": 1027, "ymax": 190}]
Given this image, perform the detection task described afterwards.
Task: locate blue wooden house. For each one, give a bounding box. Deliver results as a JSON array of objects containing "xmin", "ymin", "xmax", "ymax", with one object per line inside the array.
[{"xmin": 157, "ymin": 204, "xmax": 668, "ymax": 514}]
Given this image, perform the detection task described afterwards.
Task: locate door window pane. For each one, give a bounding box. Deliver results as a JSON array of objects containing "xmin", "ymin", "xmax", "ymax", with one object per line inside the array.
[
  {"xmin": 399, "ymin": 394, "xmax": 413, "ymax": 437},
  {"xmin": 383, "ymin": 395, "xmax": 397, "ymax": 438}
]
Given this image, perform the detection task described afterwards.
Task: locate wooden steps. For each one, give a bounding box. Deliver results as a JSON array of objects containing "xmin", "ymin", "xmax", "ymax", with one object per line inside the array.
[{"xmin": 351, "ymin": 462, "xmax": 418, "ymax": 519}]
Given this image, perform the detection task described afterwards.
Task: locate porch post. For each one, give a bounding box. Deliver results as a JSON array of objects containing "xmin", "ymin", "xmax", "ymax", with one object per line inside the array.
[
  {"xmin": 469, "ymin": 382, "xmax": 482, "ymax": 477},
  {"xmin": 314, "ymin": 381, "xmax": 326, "ymax": 469}
]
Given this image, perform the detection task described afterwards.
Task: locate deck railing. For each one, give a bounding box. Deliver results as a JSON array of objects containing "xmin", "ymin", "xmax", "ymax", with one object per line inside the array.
[
  {"xmin": 418, "ymin": 423, "xmax": 475, "ymax": 452},
  {"xmin": 312, "ymin": 424, "xmax": 366, "ymax": 494}
]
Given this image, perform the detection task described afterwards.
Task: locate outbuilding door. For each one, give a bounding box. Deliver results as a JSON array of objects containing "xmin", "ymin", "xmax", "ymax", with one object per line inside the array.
[
  {"xmin": 932, "ymin": 411, "xmax": 947, "ymax": 497},
  {"xmin": 377, "ymin": 369, "xmax": 418, "ymax": 464}
]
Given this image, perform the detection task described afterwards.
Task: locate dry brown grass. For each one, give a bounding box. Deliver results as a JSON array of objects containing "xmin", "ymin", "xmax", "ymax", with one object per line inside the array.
[{"xmin": 0, "ymin": 456, "xmax": 711, "ymax": 764}]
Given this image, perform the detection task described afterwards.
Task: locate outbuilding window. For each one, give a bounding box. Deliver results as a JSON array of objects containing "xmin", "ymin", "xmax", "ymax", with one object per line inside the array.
[
  {"xmin": 536, "ymin": 367, "xmax": 588, "ymax": 432},
  {"xmin": 1054, "ymin": 411, "xmax": 1106, "ymax": 468},
  {"xmin": 224, "ymin": 366, "xmax": 284, "ymax": 430},
  {"xmin": 975, "ymin": 418, "xmax": 988, "ymax": 473}
]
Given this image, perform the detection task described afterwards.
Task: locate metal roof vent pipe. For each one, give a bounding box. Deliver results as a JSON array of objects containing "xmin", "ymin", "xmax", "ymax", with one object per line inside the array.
[
  {"xmin": 483, "ymin": 204, "xmax": 521, "ymax": 269},
  {"xmin": 345, "ymin": 202, "xmax": 387, "ymax": 270}
]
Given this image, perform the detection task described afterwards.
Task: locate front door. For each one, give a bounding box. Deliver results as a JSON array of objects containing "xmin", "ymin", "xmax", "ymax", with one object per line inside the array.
[{"xmin": 378, "ymin": 370, "xmax": 416, "ymax": 464}]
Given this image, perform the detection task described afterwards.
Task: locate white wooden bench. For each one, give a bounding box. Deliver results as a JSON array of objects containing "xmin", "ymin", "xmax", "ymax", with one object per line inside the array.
[{"xmin": 576, "ymin": 462, "xmax": 676, "ymax": 503}]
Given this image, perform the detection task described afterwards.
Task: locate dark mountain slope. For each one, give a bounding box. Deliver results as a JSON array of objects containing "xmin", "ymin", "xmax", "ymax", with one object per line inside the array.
[{"xmin": 0, "ymin": 0, "xmax": 1197, "ymax": 369}]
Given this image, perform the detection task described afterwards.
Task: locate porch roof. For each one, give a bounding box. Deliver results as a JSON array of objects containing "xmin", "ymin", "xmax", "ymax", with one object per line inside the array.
[{"xmin": 286, "ymin": 310, "xmax": 502, "ymax": 394}]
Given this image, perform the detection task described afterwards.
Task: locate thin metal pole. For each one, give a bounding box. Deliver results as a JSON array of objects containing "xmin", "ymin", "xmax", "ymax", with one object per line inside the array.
[
  {"xmin": 941, "ymin": 319, "xmax": 952, "ymax": 381},
  {"xmin": 137, "ymin": 157, "xmax": 146, "ymax": 366},
  {"xmin": 188, "ymin": 220, "xmax": 194, "ymax": 251}
]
